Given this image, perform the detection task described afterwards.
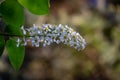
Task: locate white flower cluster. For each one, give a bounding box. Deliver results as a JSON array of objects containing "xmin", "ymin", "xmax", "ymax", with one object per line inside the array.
[{"xmin": 16, "ymin": 24, "xmax": 86, "ymax": 51}]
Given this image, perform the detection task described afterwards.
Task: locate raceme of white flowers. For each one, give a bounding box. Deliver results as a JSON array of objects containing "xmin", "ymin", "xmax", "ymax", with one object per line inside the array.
[{"xmin": 16, "ymin": 24, "xmax": 86, "ymax": 51}]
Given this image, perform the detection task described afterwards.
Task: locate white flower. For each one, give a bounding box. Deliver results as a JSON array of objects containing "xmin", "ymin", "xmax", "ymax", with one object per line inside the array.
[
  {"xmin": 21, "ymin": 26, "xmax": 26, "ymax": 35},
  {"xmin": 16, "ymin": 38, "xmax": 22, "ymax": 47},
  {"xmin": 31, "ymin": 37, "xmax": 35, "ymax": 46},
  {"xmin": 17, "ymin": 24, "xmax": 86, "ymax": 51},
  {"xmin": 22, "ymin": 37, "xmax": 27, "ymax": 46},
  {"xmin": 34, "ymin": 42, "xmax": 40, "ymax": 47}
]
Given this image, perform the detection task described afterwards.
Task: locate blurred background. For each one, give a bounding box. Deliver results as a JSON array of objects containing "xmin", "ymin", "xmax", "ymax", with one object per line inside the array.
[{"xmin": 0, "ymin": 0, "xmax": 120, "ymax": 80}]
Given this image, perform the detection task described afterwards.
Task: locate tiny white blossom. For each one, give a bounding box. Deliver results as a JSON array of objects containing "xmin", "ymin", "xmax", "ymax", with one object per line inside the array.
[
  {"xmin": 21, "ymin": 26, "xmax": 26, "ymax": 35},
  {"xmin": 16, "ymin": 38, "xmax": 22, "ymax": 47},
  {"xmin": 21, "ymin": 37, "xmax": 27, "ymax": 46}
]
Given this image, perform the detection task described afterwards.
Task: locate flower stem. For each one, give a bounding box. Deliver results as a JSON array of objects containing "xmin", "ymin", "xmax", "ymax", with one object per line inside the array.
[{"xmin": 0, "ymin": 33, "xmax": 31, "ymax": 37}]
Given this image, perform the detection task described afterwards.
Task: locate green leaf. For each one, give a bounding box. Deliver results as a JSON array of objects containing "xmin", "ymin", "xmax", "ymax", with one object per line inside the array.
[
  {"xmin": 18, "ymin": 0, "xmax": 50, "ymax": 15},
  {"xmin": 6, "ymin": 39, "xmax": 25, "ymax": 71},
  {"xmin": 5, "ymin": 25, "xmax": 23, "ymax": 35},
  {"xmin": 0, "ymin": 0, "xmax": 24, "ymax": 27},
  {"xmin": 0, "ymin": 35, "xmax": 5, "ymax": 56}
]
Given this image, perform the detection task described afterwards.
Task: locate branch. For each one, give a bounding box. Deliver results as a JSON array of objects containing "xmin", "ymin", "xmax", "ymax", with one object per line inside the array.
[{"xmin": 0, "ymin": 33, "xmax": 31, "ymax": 37}]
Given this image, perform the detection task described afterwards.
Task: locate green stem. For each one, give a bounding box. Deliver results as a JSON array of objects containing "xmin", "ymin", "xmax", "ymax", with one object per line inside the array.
[{"xmin": 0, "ymin": 33, "xmax": 32, "ymax": 37}]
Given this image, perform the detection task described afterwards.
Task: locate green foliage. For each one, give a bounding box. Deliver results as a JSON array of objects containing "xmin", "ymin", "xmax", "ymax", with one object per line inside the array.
[
  {"xmin": 6, "ymin": 39, "xmax": 25, "ymax": 71},
  {"xmin": 0, "ymin": 0, "xmax": 24, "ymax": 27},
  {"xmin": 0, "ymin": 0, "xmax": 50, "ymax": 70},
  {"xmin": 0, "ymin": 35, "xmax": 5, "ymax": 56},
  {"xmin": 5, "ymin": 25, "xmax": 23, "ymax": 35},
  {"xmin": 18, "ymin": 0, "xmax": 50, "ymax": 15}
]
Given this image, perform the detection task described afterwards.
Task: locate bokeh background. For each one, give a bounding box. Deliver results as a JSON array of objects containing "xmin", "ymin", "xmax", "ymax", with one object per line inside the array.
[{"xmin": 0, "ymin": 0, "xmax": 120, "ymax": 80}]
